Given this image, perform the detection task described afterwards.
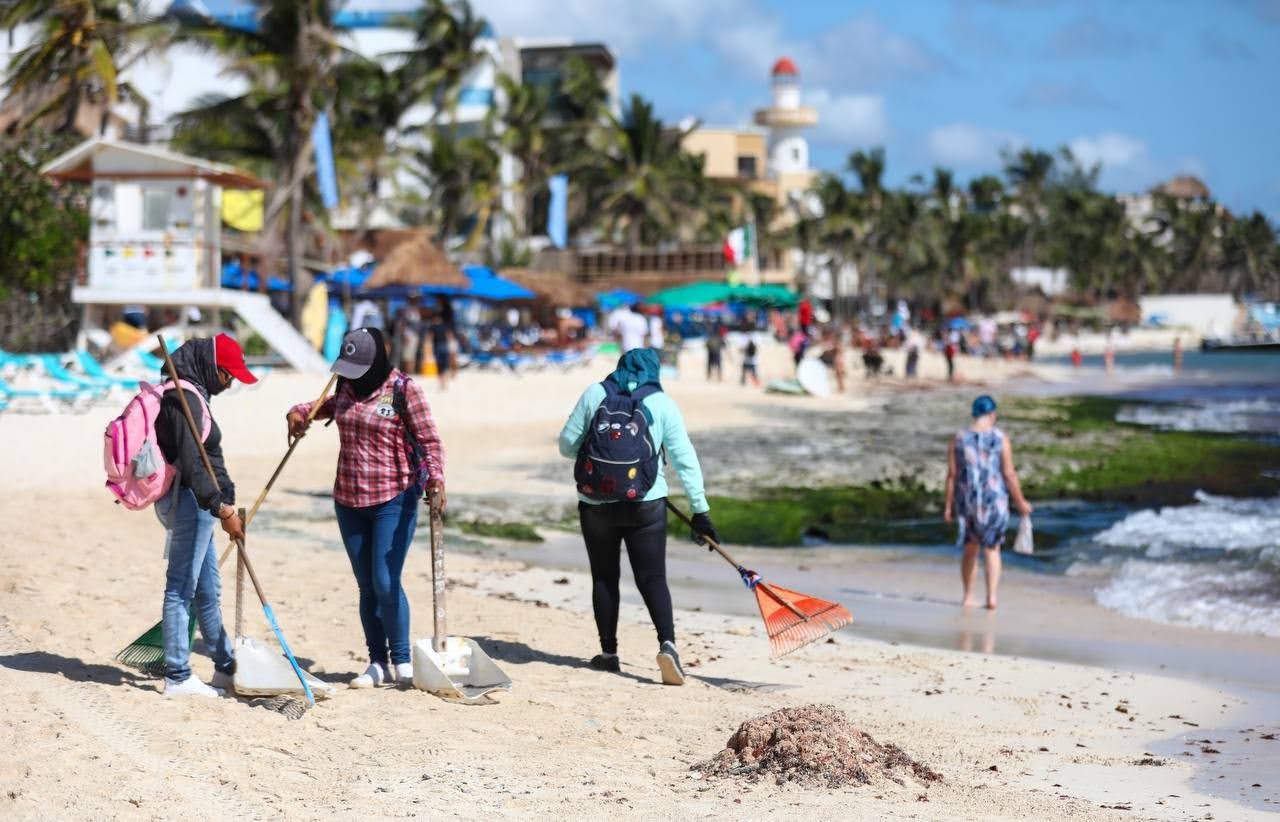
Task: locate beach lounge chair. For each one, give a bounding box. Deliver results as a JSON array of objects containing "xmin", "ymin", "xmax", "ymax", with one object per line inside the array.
[
  {"xmin": 37, "ymin": 354, "xmax": 119, "ymax": 395},
  {"xmin": 76, "ymin": 350, "xmax": 140, "ymax": 390},
  {"xmin": 0, "ymin": 373, "xmax": 97, "ymax": 413},
  {"xmin": 137, "ymin": 349, "xmax": 166, "ymax": 373}
]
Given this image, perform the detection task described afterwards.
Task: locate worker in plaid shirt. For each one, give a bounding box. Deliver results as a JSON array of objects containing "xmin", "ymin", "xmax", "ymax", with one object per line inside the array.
[{"xmin": 287, "ymin": 327, "xmax": 445, "ymax": 689}]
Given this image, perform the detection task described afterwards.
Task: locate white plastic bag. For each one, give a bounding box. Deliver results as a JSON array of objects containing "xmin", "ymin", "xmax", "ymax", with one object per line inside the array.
[{"xmin": 1013, "ymin": 515, "xmax": 1034, "ymax": 555}]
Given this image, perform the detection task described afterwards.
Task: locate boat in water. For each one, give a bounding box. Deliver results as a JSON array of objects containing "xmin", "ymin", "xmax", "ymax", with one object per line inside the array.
[{"xmin": 1200, "ymin": 335, "xmax": 1280, "ymax": 353}]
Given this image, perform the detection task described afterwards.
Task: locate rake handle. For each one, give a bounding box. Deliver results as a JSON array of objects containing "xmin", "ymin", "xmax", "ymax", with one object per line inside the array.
[
  {"xmin": 429, "ymin": 490, "xmax": 446, "ymax": 653},
  {"xmin": 213, "ymin": 374, "xmax": 336, "ymax": 569},
  {"xmin": 234, "ymin": 529, "xmax": 316, "ymax": 705},
  {"xmin": 235, "ymin": 507, "xmax": 246, "ymax": 639},
  {"xmin": 247, "ymin": 373, "xmax": 337, "ymax": 524},
  {"xmin": 663, "ymin": 499, "xmax": 809, "ymax": 621}
]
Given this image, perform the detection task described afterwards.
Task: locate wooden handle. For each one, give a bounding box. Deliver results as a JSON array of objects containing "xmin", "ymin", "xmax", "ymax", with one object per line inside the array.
[
  {"xmin": 429, "ymin": 490, "xmax": 446, "ymax": 652},
  {"xmin": 234, "ymin": 506, "xmax": 246, "ymax": 638},
  {"xmin": 663, "ymin": 499, "xmax": 742, "ymax": 569},
  {"xmin": 213, "ymin": 374, "xmax": 337, "ymax": 570},
  {"xmin": 246, "ymin": 373, "xmax": 337, "ymax": 523}
]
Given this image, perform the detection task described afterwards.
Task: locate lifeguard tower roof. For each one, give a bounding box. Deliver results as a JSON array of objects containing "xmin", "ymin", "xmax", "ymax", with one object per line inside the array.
[{"xmin": 42, "ymin": 137, "xmax": 267, "ymax": 189}]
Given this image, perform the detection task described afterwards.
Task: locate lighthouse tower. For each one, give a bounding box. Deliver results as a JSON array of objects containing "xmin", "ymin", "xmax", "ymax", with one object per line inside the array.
[{"xmin": 754, "ymin": 57, "xmax": 818, "ymax": 187}]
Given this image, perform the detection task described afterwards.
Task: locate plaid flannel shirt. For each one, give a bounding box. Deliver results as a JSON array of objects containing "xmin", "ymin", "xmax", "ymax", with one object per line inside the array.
[{"xmin": 292, "ymin": 370, "xmax": 445, "ymax": 508}]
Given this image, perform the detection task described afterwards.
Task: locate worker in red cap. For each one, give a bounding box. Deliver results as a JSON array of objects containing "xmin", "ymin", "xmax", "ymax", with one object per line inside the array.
[{"xmin": 153, "ymin": 334, "xmax": 256, "ymax": 698}]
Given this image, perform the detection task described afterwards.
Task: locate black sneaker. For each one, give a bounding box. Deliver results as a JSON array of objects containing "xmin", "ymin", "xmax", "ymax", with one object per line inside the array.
[
  {"xmin": 656, "ymin": 641, "xmax": 685, "ymax": 686},
  {"xmin": 590, "ymin": 653, "xmax": 620, "ymax": 672}
]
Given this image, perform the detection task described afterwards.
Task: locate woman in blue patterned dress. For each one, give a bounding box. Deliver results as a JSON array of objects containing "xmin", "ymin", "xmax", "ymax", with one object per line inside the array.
[{"xmin": 944, "ymin": 395, "xmax": 1032, "ymax": 609}]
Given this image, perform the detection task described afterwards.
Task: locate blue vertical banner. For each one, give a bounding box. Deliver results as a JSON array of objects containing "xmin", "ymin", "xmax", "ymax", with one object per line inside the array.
[
  {"xmin": 311, "ymin": 111, "xmax": 340, "ymax": 209},
  {"xmin": 547, "ymin": 173, "xmax": 568, "ymax": 248}
]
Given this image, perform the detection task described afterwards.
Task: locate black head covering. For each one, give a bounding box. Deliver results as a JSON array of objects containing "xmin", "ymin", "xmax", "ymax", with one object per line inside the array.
[
  {"xmin": 345, "ymin": 326, "xmax": 392, "ymax": 398},
  {"xmin": 166, "ymin": 338, "xmax": 225, "ymax": 397}
]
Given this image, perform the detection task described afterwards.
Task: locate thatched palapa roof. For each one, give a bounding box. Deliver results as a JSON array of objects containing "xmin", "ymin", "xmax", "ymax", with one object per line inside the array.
[
  {"xmin": 362, "ymin": 232, "xmax": 469, "ymax": 290},
  {"xmin": 502, "ymin": 269, "xmax": 595, "ymax": 307}
]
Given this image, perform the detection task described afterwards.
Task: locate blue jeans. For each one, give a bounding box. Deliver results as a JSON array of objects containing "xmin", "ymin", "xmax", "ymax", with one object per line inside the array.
[
  {"xmin": 334, "ymin": 487, "xmax": 419, "ymax": 665},
  {"xmin": 156, "ymin": 485, "xmax": 235, "ymax": 684}
]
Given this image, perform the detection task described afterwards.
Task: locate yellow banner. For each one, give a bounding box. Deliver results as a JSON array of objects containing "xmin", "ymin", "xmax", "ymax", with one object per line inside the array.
[{"xmin": 221, "ymin": 189, "xmax": 264, "ymax": 233}]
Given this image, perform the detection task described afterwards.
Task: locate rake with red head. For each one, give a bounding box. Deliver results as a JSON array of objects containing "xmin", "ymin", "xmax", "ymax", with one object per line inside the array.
[{"xmin": 666, "ymin": 501, "xmax": 853, "ymax": 657}]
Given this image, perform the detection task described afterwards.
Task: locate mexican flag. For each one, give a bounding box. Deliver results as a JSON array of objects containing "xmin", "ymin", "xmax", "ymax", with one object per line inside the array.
[{"xmin": 722, "ymin": 225, "xmax": 753, "ymax": 266}]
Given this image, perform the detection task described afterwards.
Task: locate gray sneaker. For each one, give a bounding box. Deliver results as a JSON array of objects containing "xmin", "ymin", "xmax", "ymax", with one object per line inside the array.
[{"xmin": 656, "ymin": 641, "xmax": 685, "ymax": 686}]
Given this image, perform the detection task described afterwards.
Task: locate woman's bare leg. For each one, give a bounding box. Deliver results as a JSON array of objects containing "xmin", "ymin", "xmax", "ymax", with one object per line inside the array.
[
  {"xmin": 983, "ymin": 546, "xmax": 1002, "ymax": 610},
  {"xmin": 961, "ymin": 542, "xmax": 981, "ymax": 606}
]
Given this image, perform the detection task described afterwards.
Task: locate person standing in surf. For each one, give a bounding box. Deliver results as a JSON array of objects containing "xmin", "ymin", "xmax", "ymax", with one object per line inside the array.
[
  {"xmin": 285, "ymin": 327, "xmax": 446, "ymax": 688},
  {"xmin": 558, "ymin": 348, "xmax": 718, "ymax": 685},
  {"xmin": 944, "ymin": 395, "xmax": 1033, "ymax": 610}
]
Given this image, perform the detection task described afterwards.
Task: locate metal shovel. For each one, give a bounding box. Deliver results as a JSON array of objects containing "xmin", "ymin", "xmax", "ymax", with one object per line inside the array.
[{"xmin": 411, "ymin": 490, "xmax": 512, "ymax": 703}]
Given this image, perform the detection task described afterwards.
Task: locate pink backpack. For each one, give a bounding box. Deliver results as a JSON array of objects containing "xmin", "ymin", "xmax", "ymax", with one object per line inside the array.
[{"xmin": 104, "ymin": 380, "xmax": 211, "ymax": 510}]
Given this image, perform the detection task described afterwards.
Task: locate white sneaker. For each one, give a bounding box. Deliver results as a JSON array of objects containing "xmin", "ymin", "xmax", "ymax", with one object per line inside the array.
[
  {"xmin": 393, "ymin": 662, "xmax": 413, "ymax": 685},
  {"xmin": 210, "ymin": 669, "xmax": 235, "ymax": 694},
  {"xmin": 348, "ymin": 662, "xmax": 390, "ymax": 689},
  {"xmin": 164, "ymin": 675, "xmax": 224, "ymax": 698}
]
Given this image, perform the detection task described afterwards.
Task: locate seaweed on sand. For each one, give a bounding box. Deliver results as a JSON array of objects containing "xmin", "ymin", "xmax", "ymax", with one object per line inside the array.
[{"xmin": 696, "ymin": 704, "xmax": 942, "ymax": 788}]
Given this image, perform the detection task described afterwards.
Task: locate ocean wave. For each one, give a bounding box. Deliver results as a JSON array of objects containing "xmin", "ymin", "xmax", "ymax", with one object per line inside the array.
[
  {"xmin": 1090, "ymin": 492, "xmax": 1280, "ymax": 636},
  {"xmin": 1093, "ymin": 491, "xmax": 1280, "ymax": 556},
  {"xmin": 1116, "ymin": 398, "xmax": 1280, "ymax": 433},
  {"xmin": 1096, "ymin": 560, "xmax": 1280, "ymax": 638}
]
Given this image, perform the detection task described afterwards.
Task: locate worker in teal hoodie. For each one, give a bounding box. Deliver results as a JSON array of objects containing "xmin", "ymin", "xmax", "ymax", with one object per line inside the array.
[{"xmin": 559, "ymin": 348, "xmax": 718, "ymax": 685}]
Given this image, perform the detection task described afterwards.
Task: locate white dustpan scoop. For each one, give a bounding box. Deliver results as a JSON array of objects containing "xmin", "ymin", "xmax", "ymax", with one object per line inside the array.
[
  {"xmin": 412, "ymin": 637, "xmax": 511, "ymax": 703},
  {"xmin": 233, "ymin": 636, "xmax": 336, "ymax": 699}
]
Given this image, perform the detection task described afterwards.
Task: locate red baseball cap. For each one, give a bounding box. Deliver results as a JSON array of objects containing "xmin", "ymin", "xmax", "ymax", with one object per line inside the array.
[{"xmin": 214, "ymin": 333, "xmax": 258, "ymax": 384}]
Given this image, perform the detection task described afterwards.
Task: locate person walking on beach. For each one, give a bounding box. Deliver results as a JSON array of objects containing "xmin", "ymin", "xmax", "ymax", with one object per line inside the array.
[
  {"xmin": 944, "ymin": 395, "xmax": 1033, "ymax": 610},
  {"xmin": 705, "ymin": 325, "xmax": 725, "ymax": 382},
  {"xmin": 741, "ymin": 336, "xmax": 760, "ymax": 386},
  {"xmin": 155, "ymin": 335, "xmax": 254, "ymax": 697},
  {"xmin": 608, "ymin": 303, "xmax": 650, "ymax": 353},
  {"xmin": 286, "ymin": 328, "xmax": 446, "ymax": 688},
  {"xmin": 558, "ymin": 348, "xmax": 718, "ymax": 685},
  {"xmin": 426, "ymin": 310, "xmax": 453, "ymax": 389}
]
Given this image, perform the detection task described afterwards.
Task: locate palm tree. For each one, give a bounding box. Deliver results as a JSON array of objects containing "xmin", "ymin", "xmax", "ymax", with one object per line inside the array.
[
  {"xmin": 1221, "ymin": 211, "xmax": 1278, "ymax": 298},
  {"xmin": 811, "ymin": 172, "xmax": 861, "ymax": 321},
  {"xmin": 495, "ymin": 74, "xmax": 550, "ymax": 236},
  {"xmin": 1001, "ymin": 147, "xmax": 1055, "ymax": 268},
  {"xmin": 591, "ymin": 94, "xmax": 706, "ymax": 250},
  {"xmin": 1, "ymin": 0, "xmax": 157, "ymax": 135},
  {"xmin": 846, "ymin": 148, "xmax": 888, "ymax": 307},
  {"xmin": 172, "ymin": 0, "xmax": 344, "ymax": 323},
  {"xmin": 1150, "ymin": 192, "xmax": 1221, "ymax": 293},
  {"xmin": 391, "ymin": 0, "xmax": 487, "ymax": 130},
  {"xmin": 407, "ymin": 124, "xmax": 502, "ymax": 248}
]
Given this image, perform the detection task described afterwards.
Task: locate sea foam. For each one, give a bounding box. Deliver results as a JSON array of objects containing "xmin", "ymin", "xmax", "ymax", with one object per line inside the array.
[{"xmin": 1091, "ymin": 492, "xmax": 1280, "ymax": 637}]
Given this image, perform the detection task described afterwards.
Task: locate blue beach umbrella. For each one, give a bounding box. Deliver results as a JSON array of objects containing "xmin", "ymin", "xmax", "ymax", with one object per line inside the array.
[{"xmin": 462, "ymin": 265, "xmax": 535, "ymax": 302}]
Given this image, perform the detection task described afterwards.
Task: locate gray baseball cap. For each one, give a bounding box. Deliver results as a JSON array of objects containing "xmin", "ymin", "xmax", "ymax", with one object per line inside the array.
[{"xmin": 331, "ymin": 328, "xmax": 377, "ymax": 378}]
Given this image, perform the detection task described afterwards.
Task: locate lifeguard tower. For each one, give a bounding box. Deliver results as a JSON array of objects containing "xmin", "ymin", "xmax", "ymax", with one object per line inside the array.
[{"xmin": 42, "ymin": 138, "xmax": 327, "ymax": 372}]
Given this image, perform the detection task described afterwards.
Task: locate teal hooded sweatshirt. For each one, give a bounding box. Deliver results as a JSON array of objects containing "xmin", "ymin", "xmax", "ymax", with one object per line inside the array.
[{"xmin": 557, "ymin": 349, "xmax": 709, "ymax": 513}]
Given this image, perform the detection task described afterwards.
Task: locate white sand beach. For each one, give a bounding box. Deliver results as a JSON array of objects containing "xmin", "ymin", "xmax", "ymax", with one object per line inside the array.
[{"xmin": 1, "ymin": 349, "xmax": 1276, "ymax": 820}]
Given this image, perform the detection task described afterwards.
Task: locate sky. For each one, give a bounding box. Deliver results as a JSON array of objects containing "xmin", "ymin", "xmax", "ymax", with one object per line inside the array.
[{"xmin": 472, "ymin": 0, "xmax": 1280, "ymax": 220}]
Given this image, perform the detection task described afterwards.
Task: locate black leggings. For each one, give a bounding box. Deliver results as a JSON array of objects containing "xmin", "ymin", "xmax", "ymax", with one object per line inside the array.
[{"xmin": 578, "ymin": 499, "xmax": 674, "ymax": 654}]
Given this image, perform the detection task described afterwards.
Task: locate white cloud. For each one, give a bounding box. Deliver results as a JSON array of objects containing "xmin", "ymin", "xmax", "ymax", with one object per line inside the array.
[
  {"xmin": 1068, "ymin": 132, "xmax": 1148, "ymax": 170},
  {"xmin": 712, "ymin": 10, "xmax": 943, "ymax": 88},
  {"xmin": 806, "ymin": 89, "xmax": 888, "ymax": 146},
  {"xmin": 924, "ymin": 123, "xmax": 1022, "ymax": 169}
]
